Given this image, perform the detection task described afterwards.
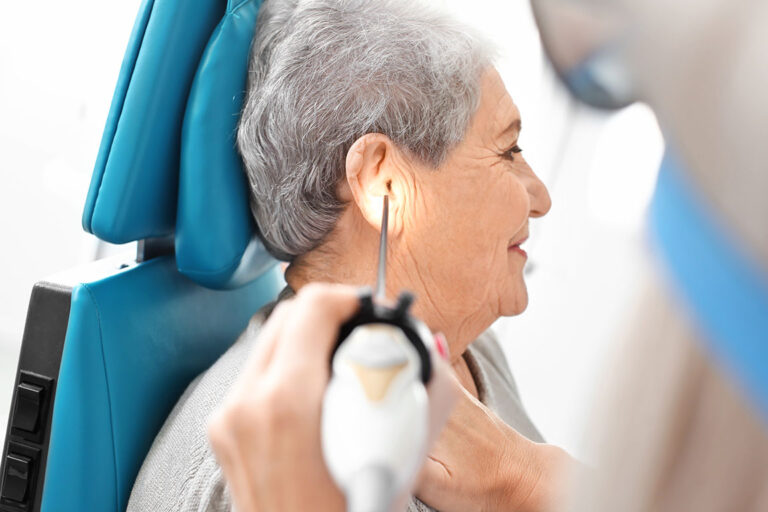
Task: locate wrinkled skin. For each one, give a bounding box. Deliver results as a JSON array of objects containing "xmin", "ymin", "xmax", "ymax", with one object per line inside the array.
[
  {"xmin": 290, "ymin": 67, "xmax": 551, "ymax": 359},
  {"xmin": 277, "ymin": 67, "xmax": 568, "ymax": 511}
]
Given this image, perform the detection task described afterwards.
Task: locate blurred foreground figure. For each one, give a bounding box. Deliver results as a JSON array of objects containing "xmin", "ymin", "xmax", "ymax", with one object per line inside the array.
[
  {"xmin": 533, "ymin": 0, "xmax": 768, "ymax": 510},
  {"xmin": 567, "ymin": 277, "xmax": 768, "ymax": 512}
]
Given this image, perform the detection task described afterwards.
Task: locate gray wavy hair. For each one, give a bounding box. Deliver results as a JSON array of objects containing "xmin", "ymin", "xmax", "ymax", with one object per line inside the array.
[{"xmin": 237, "ymin": 0, "xmax": 493, "ymax": 260}]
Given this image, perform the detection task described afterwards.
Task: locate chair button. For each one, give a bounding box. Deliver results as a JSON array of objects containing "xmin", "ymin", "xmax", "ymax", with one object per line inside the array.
[
  {"xmin": 12, "ymin": 382, "xmax": 44, "ymax": 433},
  {"xmin": 1, "ymin": 453, "xmax": 31, "ymax": 503}
]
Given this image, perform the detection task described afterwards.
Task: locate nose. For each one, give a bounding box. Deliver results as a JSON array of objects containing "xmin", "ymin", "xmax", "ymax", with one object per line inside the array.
[{"xmin": 524, "ymin": 163, "xmax": 551, "ymax": 218}]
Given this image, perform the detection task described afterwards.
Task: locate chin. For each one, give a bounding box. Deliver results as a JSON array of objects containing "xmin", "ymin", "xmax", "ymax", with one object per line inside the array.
[{"xmin": 499, "ymin": 283, "xmax": 529, "ymax": 317}]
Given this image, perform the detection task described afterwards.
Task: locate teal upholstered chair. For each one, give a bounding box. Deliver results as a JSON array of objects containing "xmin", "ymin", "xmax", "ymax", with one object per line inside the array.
[{"xmin": 0, "ymin": 1, "xmax": 280, "ymax": 511}]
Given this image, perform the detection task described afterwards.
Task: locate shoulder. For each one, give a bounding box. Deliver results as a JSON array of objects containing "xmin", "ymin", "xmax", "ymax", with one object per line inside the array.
[
  {"xmin": 127, "ymin": 310, "xmax": 269, "ymax": 511},
  {"xmin": 470, "ymin": 329, "xmax": 520, "ymax": 393},
  {"xmin": 468, "ymin": 329, "xmax": 545, "ymax": 443}
]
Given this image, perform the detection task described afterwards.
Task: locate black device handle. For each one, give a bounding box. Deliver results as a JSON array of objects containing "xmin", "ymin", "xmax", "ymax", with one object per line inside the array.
[{"xmin": 331, "ymin": 289, "xmax": 432, "ymax": 384}]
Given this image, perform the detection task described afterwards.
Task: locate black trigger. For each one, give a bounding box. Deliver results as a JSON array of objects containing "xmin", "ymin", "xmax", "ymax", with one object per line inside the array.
[
  {"xmin": 356, "ymin": 287, "xmax": 375, "ymax": 316},
  {"xmin": 393, "ymin": 291, "xmax": 414, "ymax": 318}
]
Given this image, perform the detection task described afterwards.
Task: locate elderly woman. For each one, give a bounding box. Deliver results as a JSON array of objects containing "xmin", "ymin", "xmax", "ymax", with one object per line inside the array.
[{"xmin": 128, "ymin": 0, "xmax": 569, "ymax": 511}]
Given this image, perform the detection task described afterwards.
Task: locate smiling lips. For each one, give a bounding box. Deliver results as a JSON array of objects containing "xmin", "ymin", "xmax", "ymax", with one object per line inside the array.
[{"xmin": 508, "ymin": 235, "xmax": 528, "ymax": 258}]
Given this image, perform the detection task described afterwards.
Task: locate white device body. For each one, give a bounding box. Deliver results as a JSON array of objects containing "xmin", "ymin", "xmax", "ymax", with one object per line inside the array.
[{"xmin": 322, "ymin": 323, "xmax": 432, "ymax": 512}]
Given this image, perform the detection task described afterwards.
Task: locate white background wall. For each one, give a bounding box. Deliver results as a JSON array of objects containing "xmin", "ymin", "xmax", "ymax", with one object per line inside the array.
[
  {"xmin": 0, "ymin": 0, "xmax": 663, "ymax": 462},
  {"xmin": 0, "ymin": 0, "xmax": 141, "ymax": 444}
]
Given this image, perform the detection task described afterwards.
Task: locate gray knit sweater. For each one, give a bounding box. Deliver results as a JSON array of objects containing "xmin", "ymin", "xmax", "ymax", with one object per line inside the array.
[{"xmin": 127, "ymin": 297, "xmax": 542, "ymax": 512}]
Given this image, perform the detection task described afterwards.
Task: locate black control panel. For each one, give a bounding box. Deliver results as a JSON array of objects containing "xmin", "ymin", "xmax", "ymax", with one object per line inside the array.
[{"xmin": 1, "ymin": 283, "xmax": 71, "ymax": 512}]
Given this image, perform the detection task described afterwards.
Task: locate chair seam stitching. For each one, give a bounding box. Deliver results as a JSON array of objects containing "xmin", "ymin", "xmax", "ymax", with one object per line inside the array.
[{"xmin": 81, "ymin": 283, "xmax": 121, "ymax": 511}]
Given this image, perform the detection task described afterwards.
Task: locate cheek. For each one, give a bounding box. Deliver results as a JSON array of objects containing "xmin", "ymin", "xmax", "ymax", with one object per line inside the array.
[
  {"xmin": 413, "ymin": 170, "xmax": 529, "ymax": 256},
  {"xmin": 400, "ymin": 147, "xmax": 536, "ymax": 319},
  {"xmin": 470, "ymin": 173, "xmax": 530, "ymax": 246},
  {"xmin": 408, "ymin": 174, "xmax": 528, "ymax": 291},
  {"xmin": 445, "ymin": 178, "xmax": 510, "ymax": 253},
  {"xmin": 466, "ymin": 176, "xmax": 530, "ymax": 308},
  {"xmin": 503, "ymin": 176, "xmax": 531, "ymax": 233}
]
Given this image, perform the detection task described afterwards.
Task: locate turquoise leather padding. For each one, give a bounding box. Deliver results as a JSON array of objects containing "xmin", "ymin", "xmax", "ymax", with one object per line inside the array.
[
  {"xmin": 82, "ymin": 0, "xmax": 226, "ymax": 243},
  {"xmin": 41, "ymin": 257, "xmax": 283, "ymax": 512},
  {"xmin": 177, "ymin": 0, "xmax": 278, "ymax": 289}
]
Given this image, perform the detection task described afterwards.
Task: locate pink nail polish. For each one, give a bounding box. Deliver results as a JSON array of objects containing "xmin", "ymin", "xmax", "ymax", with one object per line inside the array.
[{"xmin": 434, "ymin": 332, "xmax": 448, "ymax": 360}]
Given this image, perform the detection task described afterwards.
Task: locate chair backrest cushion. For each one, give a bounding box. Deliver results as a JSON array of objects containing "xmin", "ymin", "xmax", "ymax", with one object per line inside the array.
[
  {"xmin": 82, "ymin": 0, "xmax": 277, "ymax": 289},
  {"xmin": 40, "ymin": 256, "xmax": 283, "ymax": 512}
]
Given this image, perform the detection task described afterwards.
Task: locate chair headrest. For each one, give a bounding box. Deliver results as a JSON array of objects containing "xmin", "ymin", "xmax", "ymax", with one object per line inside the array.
[
  {"xmin": 82, "ymin": 0, "xmax": 275, "ymax": 289},
  {"xmin": 176, "ymin": 0, "xmax": 277, "ymax": 289}
]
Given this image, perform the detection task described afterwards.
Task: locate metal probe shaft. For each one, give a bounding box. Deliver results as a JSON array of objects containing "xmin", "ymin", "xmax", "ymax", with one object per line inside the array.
[{"xmin": 375, "ymin": 195, "xmax": 389, "ymax": 301}]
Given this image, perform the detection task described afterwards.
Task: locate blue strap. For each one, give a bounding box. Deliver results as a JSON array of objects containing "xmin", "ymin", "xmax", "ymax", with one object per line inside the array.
[{"xmin": 650, "ymin": 151, "xmax": 768, "ymax": 419}]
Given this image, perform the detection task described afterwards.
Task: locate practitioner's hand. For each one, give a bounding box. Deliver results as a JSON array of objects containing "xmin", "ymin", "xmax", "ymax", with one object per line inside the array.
[
  {"xmin": 415, "ymin": 378, "xmax": 571, "ymax": 512},
  {"xmin": 207, "ymin": 283, "xmax": 456, "ymax": 512}
]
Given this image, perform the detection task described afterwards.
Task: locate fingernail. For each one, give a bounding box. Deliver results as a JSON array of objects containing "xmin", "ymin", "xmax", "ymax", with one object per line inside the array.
[{"xmin": 434, "ymin": 332, "xmax": 449, "ymax": 360}]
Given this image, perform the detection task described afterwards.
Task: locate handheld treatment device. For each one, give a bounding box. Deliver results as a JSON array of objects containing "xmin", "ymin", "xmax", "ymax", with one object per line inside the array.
[{"xmin": 321, "ymin": 196, "xmax": 435, "ymax": 512}]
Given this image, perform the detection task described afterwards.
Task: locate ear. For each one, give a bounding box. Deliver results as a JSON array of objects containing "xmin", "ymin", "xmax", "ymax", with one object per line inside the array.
[{"xmin": 344, "ymin": 133, "xmax": 406, "ymax": 232}]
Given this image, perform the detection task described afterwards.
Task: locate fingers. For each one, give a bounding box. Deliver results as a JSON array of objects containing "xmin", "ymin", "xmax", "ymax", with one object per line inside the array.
[
  {"xmin": 268, "ymin": 283, "xmax": 361, "ymax": 369},
  {"xmin": 207, "ymin": 408, "xmax": 261, "ymax": 512},
  {"xmin": 209, "ymin": 283, "xmax": 360, "ymax": 512},
  {"xmin": 425, "ymin": 353, "xmax": 460, "ymax": 445},
  {"xmin": 412, "ymin": 337, "xmax": 459, "ymax": 505},
  {"xmin": 238, "ymin": 283, "xmax": 360, "ymax": 388}
]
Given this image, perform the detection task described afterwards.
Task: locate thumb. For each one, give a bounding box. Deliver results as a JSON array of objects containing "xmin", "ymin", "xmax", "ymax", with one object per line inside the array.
[{"xmin": 425, "ymin": 333, "xmax": 459, "ymax": 446}]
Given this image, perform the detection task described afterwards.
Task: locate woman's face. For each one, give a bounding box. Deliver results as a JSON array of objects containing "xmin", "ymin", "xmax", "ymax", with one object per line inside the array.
[{"xmin": 399, "ymin": 68, "xmax": 551, "ymax": 333}]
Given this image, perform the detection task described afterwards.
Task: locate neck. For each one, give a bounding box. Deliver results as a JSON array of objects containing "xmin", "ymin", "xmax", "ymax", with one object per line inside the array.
[
  {"xmin": 285, "ymin": 208, "xmax": 379, "ymax": 294},
  {"xmin": 285, "ymin": 211, "xmax": 494, "ymax": 360}
]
